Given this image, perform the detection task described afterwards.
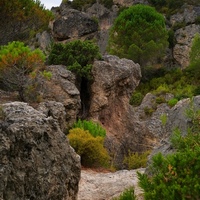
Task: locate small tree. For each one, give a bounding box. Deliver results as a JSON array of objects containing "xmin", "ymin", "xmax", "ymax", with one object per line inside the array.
[
  {"xmin": 0, "ymin": 41, "xmax": 45, "ymax": 101},
  {"xmin": 107, "ymin": 4, "xmax": 168, "ymax": 67}
]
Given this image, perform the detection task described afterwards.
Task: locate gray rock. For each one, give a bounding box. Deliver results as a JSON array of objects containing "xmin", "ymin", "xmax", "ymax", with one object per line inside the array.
[
  {"xmin": 37, "ymin": 101, "xmax": 67, "ymax": 132},
  {"xmin": 78, "ymin": 168, "xmax": 145, "ymax": 200},
  {"xmin": 52, "ymin": 9, "xmax": 98, "ymax": 41},
  {"xmin": 0, "ymin": 102, "xmax": 81, "ymax": 200}
]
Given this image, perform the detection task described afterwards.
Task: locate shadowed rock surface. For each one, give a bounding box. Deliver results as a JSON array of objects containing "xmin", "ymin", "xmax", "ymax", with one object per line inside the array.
[{"xmin": 0, "ymin": 102, "xmax": 81, "ymax": 200}]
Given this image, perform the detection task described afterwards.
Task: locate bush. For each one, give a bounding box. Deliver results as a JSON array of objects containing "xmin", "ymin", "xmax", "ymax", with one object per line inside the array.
[
  {"xmin": 137, "ymin": 107, "xmax": 200, "ymax": 200},
  {"xmin": 130, "ymin": 92, "xmax": 144, "ymax": 107},
  {"xmin": 112, "ymin": 187, "xmax": 136, "ymax": 200},
  {"xmin": 123, "ymin": 150, "xmax": 150, "ymax": 169},
  {"xmin": 48, "ymin": 40, "xmax": 101, "ymax": 80},
  {"xmin": 72, "ymin": 119, "xmax": 106, "ymax": 138},
  {"xmin": 67, "ymin": 128, "xmax": 110, "ymax": 167},
  {"xmin": 167, "ymin": 98, "xmax": 178, "ymax": 107}
]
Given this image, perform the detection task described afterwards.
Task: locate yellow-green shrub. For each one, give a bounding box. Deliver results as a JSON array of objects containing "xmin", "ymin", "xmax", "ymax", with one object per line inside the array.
[
  {"xmin": 123, "ymin": 150, "xmax": 150, "ymax": 169},
  {"xmin": 68, "ymin": 128, "xmax": 110, "ymax": 168}
]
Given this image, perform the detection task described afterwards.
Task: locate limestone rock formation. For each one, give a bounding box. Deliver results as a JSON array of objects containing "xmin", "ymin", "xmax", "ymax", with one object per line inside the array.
[
  {"xmin": 52, "ymin": 9, "xmax": 98, "ymax": 41},
  {"xmin": 78, "ymin": 168, "xmax": 145, "ymax": 200},
  {"xmin": 35, "ymin": 65, "xmax": 81, "ymax": 128},
  {"xmin": 0, "ymin": 102, "xmax": 81, "ymax": 200},
  {"xmin": 89, "ymin": 55, "xmax": 156, "ymax": 168}
]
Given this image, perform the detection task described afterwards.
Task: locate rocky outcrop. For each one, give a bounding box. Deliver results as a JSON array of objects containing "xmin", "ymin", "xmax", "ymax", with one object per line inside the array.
[
  {"xmin": 89, "ymin": 55, "xmax": 156, "ymax": 168},
  {"xmin": 78, "ymin": 168, "xmax": 145, "ymax": 200},
  {"xmin": 35, "ymin": 65, "xmax": 81, "ymax": 128},
  {"xmin": 0, "ymin": 102, "xmax": 81, "ymax": 200},
  {"xmin": 52, "ymin": 9, "xmax": 98, "ymax": 41}
]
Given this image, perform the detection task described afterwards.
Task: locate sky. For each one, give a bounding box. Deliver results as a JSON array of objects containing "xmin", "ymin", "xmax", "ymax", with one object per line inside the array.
[{"xmin": 40, "ymin": 0, "xmax": 62, "ymax": 9}]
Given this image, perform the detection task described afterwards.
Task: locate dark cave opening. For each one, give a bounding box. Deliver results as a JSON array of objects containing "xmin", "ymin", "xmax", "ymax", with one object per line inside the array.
[{"xmin": 79, "ymin": 77, "xmax": 91, "ymax": 119}]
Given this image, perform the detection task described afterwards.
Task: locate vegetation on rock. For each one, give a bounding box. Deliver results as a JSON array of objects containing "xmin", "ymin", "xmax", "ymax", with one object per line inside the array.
[
  {"xmin": 107, "ymin": 4, "xmax": 168, "ymax": 67},
  {"xmin": 112, "ymin": 187, "xmax": 136, "ymax": 200},
  {"xmin": 137, "ymin": 106, "xmax": 200, "ymax": 200}
]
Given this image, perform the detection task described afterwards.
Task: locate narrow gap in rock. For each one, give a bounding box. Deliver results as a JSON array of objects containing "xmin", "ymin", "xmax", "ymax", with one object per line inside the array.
[{"xmin": 79, "ymin": 77, "xmax": 91, "ymax": 119}]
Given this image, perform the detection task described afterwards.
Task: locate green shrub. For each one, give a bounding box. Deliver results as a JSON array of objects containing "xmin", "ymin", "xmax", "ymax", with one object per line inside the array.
[
  {"xmin": 68, "ymin": 128, "xmax": 110, "ymax": 167},
  {"xmin": 123, "ymin": 150, "xmax": 150, "ymax": 169},
  {"xmin": 130, "ymin": 92, "xmax": 144, "ymax": 107},
  {"xmin": 72, "ymin": 119, "xmax": 106, "ymax": 138},
  {"xmin": 48, "ymin": 40, "xmax": 101, "ymax": 80},
  {"xmin": 112, "ymin": 187, "xmax": 136, "ymax": 200},
  {"xmin": 137, "ymin": 107, "xmax": 200, "ymax": 200},
  {"xmin": 167, "ymin": 98, "xmax": 178, "ymax": 107}
]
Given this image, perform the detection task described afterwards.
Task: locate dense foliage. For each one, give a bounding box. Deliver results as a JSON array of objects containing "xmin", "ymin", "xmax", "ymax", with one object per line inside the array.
[
  {"xmin": 0, "ymin": 41, "xmax": 45, "ymax": 101},
  {"xmin": 72, "ymin": 119, "xmax": 106, "ymax": 137},
  {"xmin": 107, "ymin": 4, "xmax": 168, "ymax": 67},
  {"xmin": 0, "ymin": 0, "xmax": 53, "ymax": 44},
  {"xmin": 48, "ymin": 40, "xmax": 101, "ymax": 80},
  {"xmin": 67, "ymin": 128, "xmax": 110, "ymax": 168},
  {"xmin": 137, "ymin": 107, "xmax": 200, "ymax": 200}
]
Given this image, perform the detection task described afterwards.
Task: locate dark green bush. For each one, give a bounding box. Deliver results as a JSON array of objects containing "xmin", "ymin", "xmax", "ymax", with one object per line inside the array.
[
  {"xmin": 68, "ymin": 128, "xmax": 110, "ymax": 167},
  {"xmin": 48, "ymin": 40, "xmax": 101, "ymax": 80},
  {"xmin": 130, "ymin": 92, "xmax": 144, "ymax": 107},
  {"xmin": 112, "ymin": 187, "xmax": 136, "ymax": 200},
  {"xmin": 72, "ymin": 119, "xmax": 106, "ymax": 138},
  {"xmin": 137, "ymin": 107, "xmax": 200, "ymax": 200}
]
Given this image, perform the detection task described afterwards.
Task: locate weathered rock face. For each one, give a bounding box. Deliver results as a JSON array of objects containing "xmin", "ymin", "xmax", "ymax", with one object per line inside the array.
[
  {"xmin": 0, "ymin": 102, "xmax": 81, "ymax": 200},
  {"xmin": 35, "ymin": 65, "xmax": 81, "ymax": 128},
  {"xmin": 52, "ymin": 9, "xmax": 98, "ymax": 41},
  {"xmin": 37, "ymin": 101, "xmax": 67, "ymax": 132},
  {"xmin": 89, "ymin": 55, "xmax": 156, "ymax": 168},
  {"xmin": 173, "ymin": 24, "xmax": 200, "ymax": 68},
  {"xmin": 169, "ymin": 5, "xmax": 200, "ymax": 68},
  {"xmin": 78, "ymin": 168, "xmax": 145, "ymax": 200}
]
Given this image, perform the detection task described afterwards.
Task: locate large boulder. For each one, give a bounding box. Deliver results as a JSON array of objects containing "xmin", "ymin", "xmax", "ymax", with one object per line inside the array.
[
  {"xmin": 0, "ymin": 102, "xmax": 81, "ymax": 200},
  {"xmin": 89, "ymin": 55, "xmax": 156, "ymax": 168},
  {"xmin": 34, "ymin": 65, "xmax": 81, "ymax": 128}
]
